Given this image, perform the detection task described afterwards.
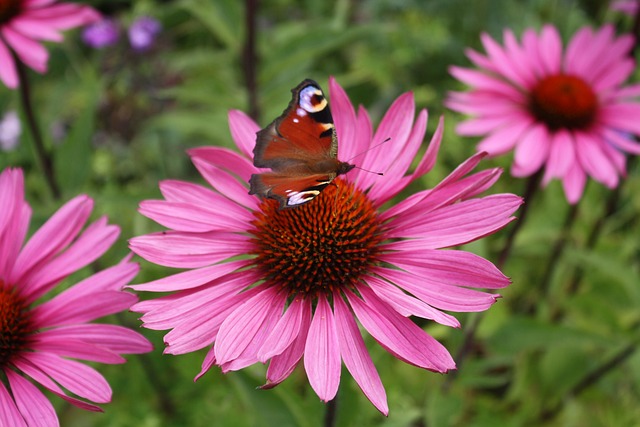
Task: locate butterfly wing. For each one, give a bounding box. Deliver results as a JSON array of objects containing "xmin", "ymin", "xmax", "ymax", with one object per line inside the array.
[
  {"xmin": 253, "ymin": 79, "xmax": 337, "ymax": 171},
  {"xmin": 249, "ymin": 172, "xmax": 335, "ymax": 208}
]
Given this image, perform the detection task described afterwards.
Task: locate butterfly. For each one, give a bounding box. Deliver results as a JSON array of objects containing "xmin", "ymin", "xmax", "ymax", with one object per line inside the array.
[{"xmin": 249, "ymin": 79, "xmax": 355, "ymax": 209}]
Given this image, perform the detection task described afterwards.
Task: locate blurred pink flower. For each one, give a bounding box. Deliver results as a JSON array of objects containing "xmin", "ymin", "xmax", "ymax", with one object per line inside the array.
[
  {"xmin": 0, "ymin": 0, "xmax": 100, "ymax": 88},
  {"xmin": 611, "ymin": 0, "xmax": 639, "ymax": 15},
  {"xmin": 447, "ymin": 25, "xmax": 640, "ymax": 203},
  {"xmin": 0, "ymin": 168, "xmax": 152, "ymax": 426},
  {"xmin": 129, "ymin": 78, "xmax": 521, "ymax": 415}
]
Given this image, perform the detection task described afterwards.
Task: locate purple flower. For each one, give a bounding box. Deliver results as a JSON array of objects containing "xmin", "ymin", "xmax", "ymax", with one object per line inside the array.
[
  {"xmin": 128, "ymin": 16, "xmax": 161, "ymax": 51},
  {"xmin": 0, "ymin": 111, "xmax": 21, "ymax": 151},
  {"xmin": 82, "ymin": 18, "xmax": 119, "ymax": 49}
]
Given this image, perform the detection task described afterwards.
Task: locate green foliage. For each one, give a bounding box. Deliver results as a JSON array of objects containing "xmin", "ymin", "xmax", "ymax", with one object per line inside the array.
[{"xmin": 1, "ymin": 0, "xmax": 639, "ymax": 426}]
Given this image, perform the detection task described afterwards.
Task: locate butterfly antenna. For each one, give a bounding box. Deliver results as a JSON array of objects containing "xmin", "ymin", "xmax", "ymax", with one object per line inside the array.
[
  {"xmin": 354, "ymin": 165, "xmax": 384, "ymax": 176},
  {"xmin": 345, "ymin": 137, "xmax": 391, "ymax": 162}
]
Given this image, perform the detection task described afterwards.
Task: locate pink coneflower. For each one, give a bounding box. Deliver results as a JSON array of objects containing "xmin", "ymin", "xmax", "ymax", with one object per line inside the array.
[
  {"xmin": 0, "ymin": 168, "xmax": 152, "ymax": 426},
  {"xmin": 611, "ymin": 0, "xmax": 639, "ymax": 16},
  {"xmin": 0, "ymin": 0, "xmax": 100, "ymax": 88},
  {"xmin": 447, "ymin": 24, "xmax": 640, "ymax": 203},
  {"xmin": 129, "ymin": 78, "xmax": 521, "ymax": 415}
]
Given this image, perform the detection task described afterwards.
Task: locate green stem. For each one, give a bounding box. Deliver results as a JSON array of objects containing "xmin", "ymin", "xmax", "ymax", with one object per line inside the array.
[
  {"xmin": 15, "ymin": 56, "xmax": 61, "ymax": 200},
  {"xmin": 539, "ymin": 202, "xmax": 580, "ymax": 298},
  {"xmin": 324, "ymin": 395, "xmax": 338, "ymax": 427}
]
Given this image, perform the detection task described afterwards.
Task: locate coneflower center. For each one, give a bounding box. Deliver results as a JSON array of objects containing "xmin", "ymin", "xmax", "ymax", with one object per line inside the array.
[
  {"xmin": 0, "ymin": 282, "xmax": 33, "ymax": 367},
  {"xmin": 0, "ymin": 0, "xmax": 22, "ymax": 24},
  {"xmin": 249, "ymin": 179, "xmax": 383, "ymax": 297},
  {"xmin": 529, "ymin": 74, "xmax": 598, "ymax": 130}
]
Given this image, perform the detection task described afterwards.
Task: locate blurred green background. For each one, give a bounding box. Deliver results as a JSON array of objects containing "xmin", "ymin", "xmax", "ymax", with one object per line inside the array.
[{"xmin": 1, "ymin": 0, "xmax": 640, "ymax": 426}]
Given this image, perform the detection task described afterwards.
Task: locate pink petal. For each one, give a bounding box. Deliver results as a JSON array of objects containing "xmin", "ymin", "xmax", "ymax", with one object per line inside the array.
[
  {"xmin": 304, "ymin": 295, "xmax": 341, "ymax": 402},
  {"xmin": 543, "ymin": 130, "xmax": 575, "ymax": 184},
  {"xmin": 333, "ymin": 294, "xmax": 388, "ymax": 416},
  {"xmin": 21, "ymin": 217, "xmax": 120, "ymax": 302},
  {"xmin": 188, "ymin": 146, "xmax": 256, "ymax": 182},
  {"xmin": 258, "ymin": 296, "xmax": 308, "ymax": 361},
  {"xmin": 20, "ymin": 353, "xmax": 111, "ymax": 403},
  {"xmin": 0, "ymin": 377, "xmax": 28, "ymax": 427},
  {"xmin": 191, "ymin": 158, "xmax": 258, "ymax": 210},
  {"xmin": 513, "ymin": 123, "xmax": 550, "ymax": 176},
  {"xmin": 538, "ymin": 25, "xmax": 562, "ymax": 75},
  {"xmin": 139, "ymin": 199, "xmax": 248, "ymax": 233},
  {"xmin": 0, "ymin": 40, "xmax": 19, "ymax": 88},
  {"xmin": 11, "ymin": 195, "xmax": 93, "ymax": 286},
  {"xmin": 380, "ymin": 248, "xmax": 510, "ymax": 289},
  {"xmin": 480, "ymin": 31, "xmax": 529, "ymax": 88},
  {"xmin": 1, "ymin": 27, "xmax": 48, "ymax": 73},
  {"xmin": 347, "ymin": 287, "xmax": 455, "ymax": 372},
  {"xmin": 386, "ymin": 194, "xmax": 522, "ymax": 248},
  {"xmin": 195, "ymin": 347, "xmax": 217, "ymax": 381},
  {"xmin": 215, "ymin": 286, "xmax": 282, "ymax": 365},
  {"xmin": 11, "ymin": 358, "xmax": 103, "ymax": 412},
  {"xmin": 373, "ymin": 267, "xmax": 500, "ymax": 313},
  {"xmin": 130, "ymin": 259, "xmax": 247, "ymax": 292},
  {"xmin": 21, "ymin": 4, "xmax": 100, "ymax": 29},
  {"xmin": 476, "ymin": 117, "xmax": 533, "ymax": 156},
  {"xmin": 36, "ymin": 324, "xmax": 151, "ymax": 354},
  {"xmin": 575, "ymin": 133, "xmax": 618, "ymax": 188},
  {"xmin": 9, "ymin": 18, "xmax": 63, "ymax": 42},
  {"xmin": 263, "ymin": 302, "xmax": 312, "ymax": 388},
  {"xmin": 329, "ymin": 77, "xmax": 359, "ymax": 161},
  {"xmin": 364, "ymin": 274, "xmax": 460, "ymax": 328},
  {"xmin": 562, "ymin": 162, "xmax": 587, "ymax": 204},
  {"xmin": 227, "ymin": 110, "xmax": 260, "ymax": 159},
  {"xmin": 34, "ymin": 291, "xmax": 136, "ymax": 327},
  {"xmin": 6, "ymin": 370, "xmax": 58, "ymax": 427},
  {"xmin": 129, "ymin": 231, "xmax": 252, "ymax": 268},
  {"xmin": 603, "ymin": 129, "xmax": 640, "ymax": 155},
  {"xmin": 600, "ymin": 102, "xmax": 640, "ymax": 135},
  {"xmin": 30, "ymin": 338, "xmax": 125, "ymax": 364}
]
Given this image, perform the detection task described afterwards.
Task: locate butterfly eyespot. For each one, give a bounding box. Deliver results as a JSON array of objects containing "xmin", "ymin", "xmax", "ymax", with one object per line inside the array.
[{"xmin": 299, "ymin": 86, "xmax": 327, "ymax": 113}]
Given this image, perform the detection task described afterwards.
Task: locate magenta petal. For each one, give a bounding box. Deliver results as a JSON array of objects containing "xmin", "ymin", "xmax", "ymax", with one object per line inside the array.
[
  {"xmin": 0, "ymin": 40, "xmax": 19, "ymax": 88},
  {"xmin": 1, "ymin": 26, "xmax": 48, "ymax": 73},
  {"xmin": 227, "ymin": 110, "xmax": 260, "ymax": 159},
  {"xmin": 11, "ymin": 195, "xmax": 92, "ymax": 285},
  {"xmin": 0, "ymin": 377, "xmax": 28, "ymax": 427},
  {"xmin": 191, "ymin": 158, "xmax": 258, "ymax": 210},
  {"xmin": 264, "ymin": 303, "xmax": 312, "ymax": 388},
  {"xmin": 347, "ymin": 287, "xmax": 455, "ymax": 372},
  {"xmin": 365, "ymin": 274, "xmax": 460, "ymax": 328},
  {"xmin": 21, "ymin": 353, "xmax": 111, "ymax": 403},
  {"xmin": 329, "ymin": 77, "xmax": 359, "ymax": 162},
  {"xmin": 36, "ymin": 324, "xmax": 151, "ymax": 354},
  {"xmin": 258, "ymin": 296, "xmax": 308, "ymax": 362},
  {"xmin": 6, "ymin": 370, "xmax": 58, "ymax": 427},
  {"xmin": 333, "ymin": 294, "xmax": 388, "ymax": 416},
  {"xmin": 304, "ymin": 295, "xmax": 341, "ymax": 402},
  {"xmin": 30, "ymin": 338, "xmax": 125, "ymax": 364},
  {"xmin": 195, "ymin": 347, "xmax": 217, "ymax": 381},
  {"xmin": 188, "ymin": 146, "xmax": 256, "ymax": 182},
  {"xmin": 563, "ymin": 162, "xmax": 587, "ymax": 204},
  {"xmin": 215, "ymin": 286, "xmax": 282, "ymax": 365},
  {"xmin": 12, "ymin": 358, "xmax": 103, "ymax": 412},
  {"xmin": 129, "ymin": 231, "xmax": 251, "ymax": 268},
  {"xmin": 130, "ymin": 259, "xmax": 247, "ymax": 292}
]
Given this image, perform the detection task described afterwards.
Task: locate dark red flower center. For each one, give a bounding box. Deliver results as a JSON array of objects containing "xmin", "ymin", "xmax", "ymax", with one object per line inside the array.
[
  {"xmin": 529, "ymin": 74, "xmax": 598, "ymax": 130},
  {"xmin": 0, "ymin": 281, "xmax": 33, "ymax": 367},
  {"xmin": 249, "ymin": 179, "xmax": 383, "ymax": 297},
  {"xmin": 0, "ymin": 0, "xmax": 22, "ymax": 24}
]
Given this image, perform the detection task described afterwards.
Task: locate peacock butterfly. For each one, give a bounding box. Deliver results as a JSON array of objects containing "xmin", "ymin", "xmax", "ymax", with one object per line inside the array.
[{"xmin": 249, "ymin": 79, "xmax": 355, "ymax": 209}]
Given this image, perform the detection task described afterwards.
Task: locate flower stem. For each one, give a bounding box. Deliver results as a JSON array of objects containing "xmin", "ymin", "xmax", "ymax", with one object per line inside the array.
[
  {"xmin": 539, "ymin": 202, "xmax": 580, "ymax": 298},
  {"xmin": 324, "ymin": 396, "xmax": 338, "ymax": 427},
  {"xmin": 14, "ymin": 56, "xmax": 61, "ymax": 200},
  {"xmin": 496, "ymin": 170, "xmax": 542, "ymax": 269},
  {"xmin": 441, "ymin": 171, "xmax": 541, "ymax": 391},
  {"xmin": 243, "ymin": 0, "xmax": 260, "ymax": 122}
]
